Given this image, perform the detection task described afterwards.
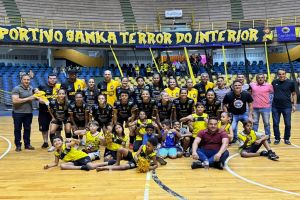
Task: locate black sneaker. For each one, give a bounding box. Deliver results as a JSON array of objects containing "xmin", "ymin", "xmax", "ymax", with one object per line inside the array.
[
  {"xmin": 191, "ymin": 161, "xmax": 204, "ymax": 169},
  {"xmin": 15, "ymin": 146, "xmax": 21, "ymax": 152},
  {"xmin": 80, "ymin": 165, "xmax": 90, "ymax": 171},
  {"xmin": 25, "ymin": 145, "xmax": 35, "ymax": 150},
  {"xmin": 274, "ymin": 140, "xmax": 280, "ymax": 145},
  {"xmin": 268, "ymin": 151, "xmax": 279, "ymax": 161},
  {"xmin": 184, "ymin": 151, "xmax": 190, "ymax": 157},
  {"xmin": 267, "ymin": 139, "xmax": 271, "ymax": 144},
  {"xmin": 157, "ymin": 156, "xmax": 167, "ymax": 165},
  {"xmin": 284, "ymin": 140, "xmax": 291, "ymax": 145},
  {"xmin": 214, "ymin": 162, "xmax": 224, "ymax": 170},
  {"xmin": 41, "ymin": 142, "xmax": 49, "ymax": 149},
  {"xmin": 230, "ymin": 138, "xmax": 237, "ymax": 144},
  {"xmin": 260, "ymin": 150, "xmax": 268, "ymax": 157}
]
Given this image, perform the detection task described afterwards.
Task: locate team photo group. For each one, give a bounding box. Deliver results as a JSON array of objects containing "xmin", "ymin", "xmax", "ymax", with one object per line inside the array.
[{"xmin": 11, "ymin": 67, "xmax": 296, "ymax": 172}]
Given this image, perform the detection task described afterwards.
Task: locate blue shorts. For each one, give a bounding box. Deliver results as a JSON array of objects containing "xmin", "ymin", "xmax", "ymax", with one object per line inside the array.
[{"xmin": 159, "ymin": 147, "xmax": 177, "ymax": 157}]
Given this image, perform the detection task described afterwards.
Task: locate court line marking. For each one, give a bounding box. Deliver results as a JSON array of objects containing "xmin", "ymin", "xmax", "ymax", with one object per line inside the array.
[
  {"xmin": 0, "ymin": 136, "xmax": 12, "ymax": 160},
  {"xmin": 225, "ymin": 146, "xmax": 300, "ymax": 197},
  {"xmin": 143, "ymin": 171, "xmax": 151, "ymax": 200},
  {"xmin": 152, "ymin": 170, "xmax": 187, "ymax": 200}
]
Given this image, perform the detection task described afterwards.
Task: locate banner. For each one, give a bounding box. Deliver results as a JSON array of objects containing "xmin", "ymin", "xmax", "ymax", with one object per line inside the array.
[
  {"xmin": 0, "ymin": 26, "xmax": 273, "ymax": 47},
  {"xmin": 276, "ymin": 26, "xmax": 296, "ymax": 42}
]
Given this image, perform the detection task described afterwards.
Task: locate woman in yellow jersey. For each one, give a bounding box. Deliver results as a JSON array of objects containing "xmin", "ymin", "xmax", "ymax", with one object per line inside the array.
[
  {"xmin": 74, "ymin": 121, "xmax": 105, "ymax": 161},
  {"xmin": 180, "ymin": 102, "xmax": 208, "ymax": 147},
  {"xmin": 44, "ymin": 136, "xmax": 103, "ymax": 171},
  {"xmin": 217, "ymin": 112, "xmax": 233, "ymax": 142},
  {"xmin": 96, "ymin": 137, "xmax": 159, "ymax": 172},
  {"xmin": 128, "ymin": 111, "xmax": 155, "ymax": 152},
  {"xmin": 238, "ymin": 121, "xmax": 279, "ymax": 160},
  {"xmin": 164, "ymin": 78, "xmax": 180, "ymax": 100},
  {"xmin": 104, "ymin": 123, "xmax": 128, "ymax": 162},
  {"xmin": 186, "ymin": 79, "xmax": 198, "ymax": 104}
]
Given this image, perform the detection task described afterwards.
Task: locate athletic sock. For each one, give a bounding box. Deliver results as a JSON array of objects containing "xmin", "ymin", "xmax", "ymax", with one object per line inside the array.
[{"xmin": 50, "ymin": 133, "xmax": 55, "ymax": 146}]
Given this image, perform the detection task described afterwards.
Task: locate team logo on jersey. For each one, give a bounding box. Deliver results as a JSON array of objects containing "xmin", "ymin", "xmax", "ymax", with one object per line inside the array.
[
  {"xmin": 233, "ymin": 99, "xmax": 243, "ymax": 109},
  {"xmin": 111, "ymin": 86, "xmax": 114, "ymax": 90}
]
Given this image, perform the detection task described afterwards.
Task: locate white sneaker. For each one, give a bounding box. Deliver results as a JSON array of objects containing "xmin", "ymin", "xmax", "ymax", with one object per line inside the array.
[
  {"xmin": 80, "ymin": 140, "xmax": 85, "ymax": 146},
  {"xmin": 48, "ymin": 146, "xmax": 55, "ymax": 152}
]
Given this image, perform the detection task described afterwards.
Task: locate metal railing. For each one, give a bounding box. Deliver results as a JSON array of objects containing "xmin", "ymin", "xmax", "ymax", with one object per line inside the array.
[{"xmin": 1, "ymin": 15, "xmax": 300, "ymax": 32}]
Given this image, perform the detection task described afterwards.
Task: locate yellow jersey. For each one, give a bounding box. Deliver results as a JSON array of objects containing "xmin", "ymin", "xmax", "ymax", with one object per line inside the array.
[
  {"xmin": 187, "ymin": 88, "xmax": 198, "ymax": 104},
  {"xmin": 134, "ymin": 145, "xmax": 156, "ymax": 161},
  {"xmin": 217, "ymin": 121, "xmax": 231, "ymax": 135},
  {"xmin": 136, "ymin": 119, "xmax": 153, "ymax": 141},
  {"xmin": 238, "ymin": 130, "xmax": 264, "ymax": 149},
  {"xmin": 192, "ymin": 113, "xmax": 208, "ymax": 138},
  {"xmin": 165, "ymin": 87, "xmax": 180, "ymax": 99},
  {"xmin": 100, "ymin": 79, "xmax": 120, "ymax": 106},
  {"xmin": 54, "ymin": 144, "xmax": 88, "ymax": 162},
  {"xmin": 106, "ymin": 134, "xmax": 129, "ymax": 151},
  {"xmin": 85, "ymin": 131, "xmax": 102, "ymax": 152}
]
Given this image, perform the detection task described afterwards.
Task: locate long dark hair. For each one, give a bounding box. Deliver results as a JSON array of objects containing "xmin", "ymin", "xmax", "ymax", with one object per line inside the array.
[{"xmin": 112, "ymin": 123, "xmax": 125, "ymax": 137}]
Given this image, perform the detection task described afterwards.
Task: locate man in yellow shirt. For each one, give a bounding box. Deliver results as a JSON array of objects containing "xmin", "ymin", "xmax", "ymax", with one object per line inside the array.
[
  {"xmin": 194, "ymin": 73, "xmax": 214, "ymax": 102},
  {"xmin": 97, "ymin": 70, "xmax": 120, "ymax": 106}
]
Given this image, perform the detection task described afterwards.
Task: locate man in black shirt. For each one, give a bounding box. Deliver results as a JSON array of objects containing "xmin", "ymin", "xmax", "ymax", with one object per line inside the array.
[
  {"xmin": 37, "ymin": 74, "xmax": 60, "ymax": 148},
  {"xmin": 223, "ymin": 80, "xmax": 253, "ymax": 143},
  {"xmin": 272, "ymin": 69, "xmax": 297, "ymax": 145},
  {"xmin": 113, "ymin": 91, "xmax": 136, "ymax": 126}
]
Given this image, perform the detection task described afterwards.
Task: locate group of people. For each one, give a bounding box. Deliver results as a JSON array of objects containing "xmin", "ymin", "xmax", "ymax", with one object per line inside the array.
[{"xmin": 11, "ymin": 67, "xmax": 296, "ymax": 171}]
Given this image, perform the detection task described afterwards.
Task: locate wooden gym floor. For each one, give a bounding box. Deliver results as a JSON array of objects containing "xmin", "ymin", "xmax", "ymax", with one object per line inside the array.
[{"xmin": 0, "ymin": 113, "xmax": 299, "ymax": 200}]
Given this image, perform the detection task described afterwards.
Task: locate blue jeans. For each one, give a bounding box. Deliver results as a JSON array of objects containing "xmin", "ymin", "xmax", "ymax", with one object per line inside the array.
[
  {"xmin": 196, "ymin": 148, "xmax": 229, "ymax": 166},
  {"xmin": 253, "ymin": 108, "xmax": 271, "ymax": 137},
  {"xmin": 272, "ymin": 107, "xmax": 292, "ymax": 140},
  {"xmin": 12, "ymin": 112, "xmax": 33, "ymax": 147},
  {"xmin": 232, "ymin": 112, "xmax": 249, "ymax": 140}
]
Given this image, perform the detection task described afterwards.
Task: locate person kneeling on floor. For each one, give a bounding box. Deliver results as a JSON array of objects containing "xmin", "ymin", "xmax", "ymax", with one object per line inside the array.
[{"xmin": 238, "ymin": 120, "xmax": 279, "ymax": 161}]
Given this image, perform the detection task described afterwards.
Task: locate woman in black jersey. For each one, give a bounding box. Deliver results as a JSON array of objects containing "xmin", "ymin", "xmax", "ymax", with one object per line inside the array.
[
  {"xmin": 135, "ymin": 90, "xmax": 156, "ymax": 119},
  {"xmin": 133, "ymin": 76, "xmax": 151, "ymax": 103},
  {"xmin": 90, "ymin": 94, "xmax": 113, "ymax": 132},
  {"xmin": 69, "ymin": 92, "xmax": 89, "ymax": 135},
  {"xmin": 150, "ymin": 73, "xmax": 165, "ymax": 101},
  {"xmin": 83, "ymin": 78, "xmax": 99, "ymax": 109},
  {"xmin": 172, "ymin": 88, "xmax": 195, "ymax": 121},
  {"xmin": 201, "ymin": 89, "xmax": 221, "ymax": 117},
  {"xmin": 155, "ymin": 91, "xmax": 173, "ymax": 122},
  {"xmin": 48, "ymin": 88, "xmax": 72, "ymax": 151},
  {"xmin": 116, "ymin": 77, "xmax": 133, "ymax": 101}
]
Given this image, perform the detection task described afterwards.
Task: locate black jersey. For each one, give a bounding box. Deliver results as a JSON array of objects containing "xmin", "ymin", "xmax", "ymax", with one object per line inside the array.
[
  {"xmin": 83, "ymin": 88, "xmax": 99, "ymax": 108},
  {"xmin": 133, "ymin": 85, "xmax": 151, "ymax": 102},
  {"xmin": 68, "ymin": 102, "xmax": 88, "ymax": 122},
  {"xmin": 150, "ymin": 84, "xmax": 165, "ymax": 100},
  {"xmin": 114, "ymin": 100, "xmax": 135, "ymax": 119},
  {"xmin": 173, "ymin": 97, "xmax": 194, "ymax": 120},
  {"xmin": 91, "ymin": 104, "xmax": 113, "ymax": 124},
  {"xmin": 49, "ymin": 100, "xmax": 69, "ymax": 121},
  {"xmin": 38, "ymin": 84, "xmax": 56, "ymax": 112},
  {"xmin": 201, "ymin": 99, "xmax": 221, "ymax": 117},
  {"xmin": 61, "ymin": 80, "xmax": 84, "ymax": 102},
  {"xmin": 136, "ymin": 99, "xmax": 157, "ymax": 118},
  {"xmin": 156, "ymin": 100, "xmax": 173, "ymax": 121}
]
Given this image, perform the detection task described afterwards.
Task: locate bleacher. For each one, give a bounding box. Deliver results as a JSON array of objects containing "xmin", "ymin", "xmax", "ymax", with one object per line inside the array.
[
  {"xmin": 14, "ymin": 0, "xmax": 125, "ymax": 30},
  {"xmin": 1, "ymin": 60, "xmax": 300, "ymax": 106},
  {"xmin": 131, "ymin": 0, "xmax": 232, "ymax": 31}
]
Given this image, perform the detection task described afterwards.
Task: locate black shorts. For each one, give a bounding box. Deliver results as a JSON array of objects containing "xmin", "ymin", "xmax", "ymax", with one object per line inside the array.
[
  {"xmin": 104, "ymin": 148, "xmax": 117, "ymax": 160},
  {"xmin": 133, "ymin": 140, "xmax": 143, "ymax": 152},
  {"xmin": 97, "ymin": 120, "xmax": 112, "ymax": 128},
  {"xmin": 117, "ymin": 118, "xmax": 127, "ymax": 125},
  {"xmin": 73, "ymin": 120, "xmax": 86, "ymax": 128},
  {"xmin": 124, "ymin": 151, "xmax": 137, "ymax": 169},
  {"xmin": 51, "ymin": 119, "xmax": 71, "ymax": 126},
  {"xmin": 38, "ymin": 111, "xmax": 52, "ymax": 132},
  {"xmin": 73, "ymin": 156, "xmax": 91, "ymax": 166},
  {"xmin": 243, "ymin": 143, "xmax": 263, "ymax": 153}
]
